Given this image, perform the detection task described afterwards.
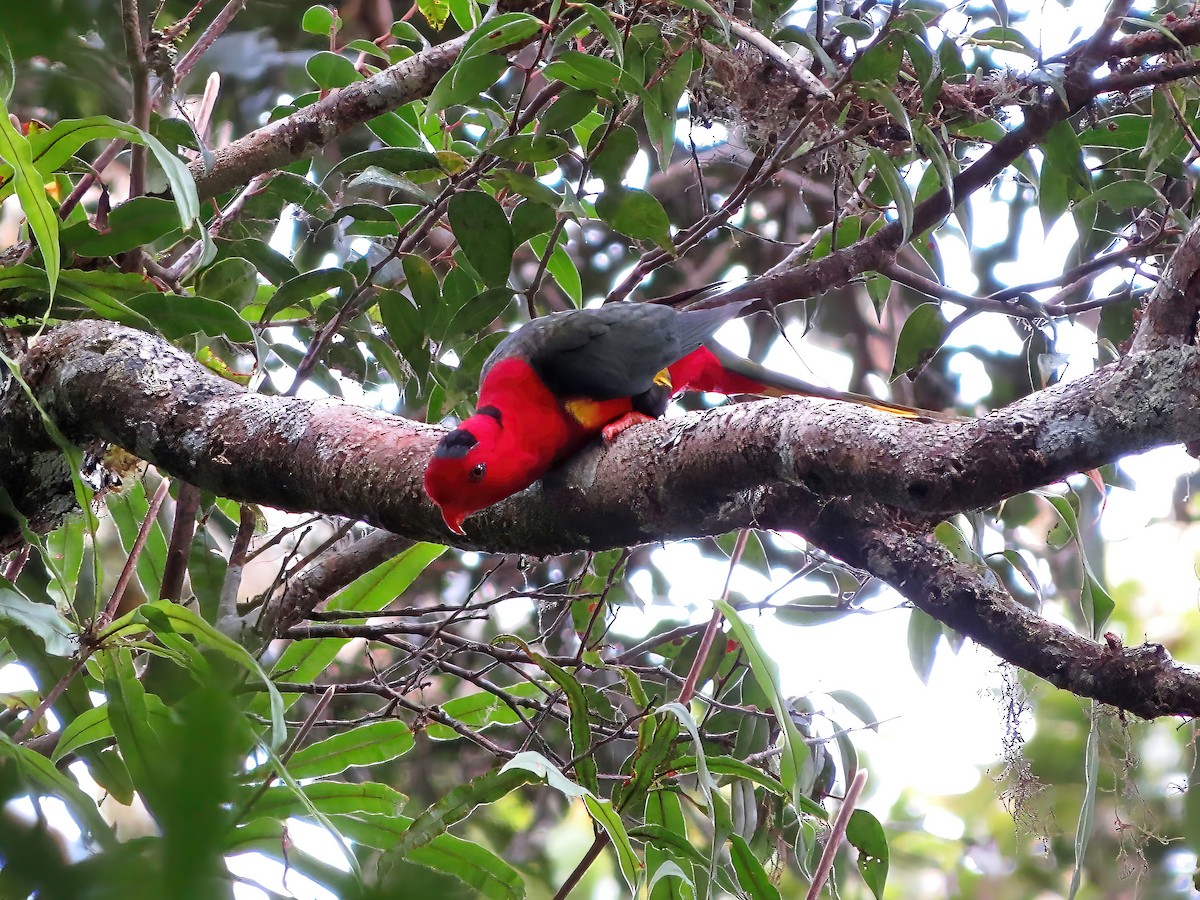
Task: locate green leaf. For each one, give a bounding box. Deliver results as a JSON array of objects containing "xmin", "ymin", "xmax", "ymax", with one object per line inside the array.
[
  {"xmin": 859, "ymin": 82, "xmax": 911, "ymax": 139},
  {"xmin": 828, "ymin": 689, "xmax": 880, "ymax": 732},
  {"xmin": 197, "ymin": 256, "xmax": 259, "ymax": 310},
  {"xmin": 0, "ymin": 34, "xmax": 14, "ymax": 103},
  {"xmin": 715, "ymin": 600, "xmax": 813, "ymax": 811},
  {"xmin": 267, "ymin": 545, "xmax": 445, "ymax": 707},
  {"xmin": 1039, "ymin": 491, "xmax": 1115, "ymax": 636},
  {"xmin": 658, "ymin": 702, "xmax": 717, "ymax": 809},
  {"xmin": 0, "ymin": 116, "xmax": 193, "ymax": 227},
  {"xmin": 0, "ymin": 577, "xmax": 76, "ymax": 657},
  {"xmin": 729, "ymin": 834, "xmax": 781, "ymax": 900},
  {"xmin": 251, "ymin": 780, "xmax": 406, "ymax": 820},
  {"xmin": 127, "ymin": 292, "xmax": 254, "ymax": 342},
  {"xmin": 489, "ymin": 133, "xmax": 570, "ymax": 162},
  {"xmin": 418, "ymin": 0, "xmax": 450, "ymax": 30},
  {"xmin": 104, "ymin": 479, "xmax": 168, "ymax": 598},
  {"xmin": 543, "ymin": 51, "xmax": 644, "ymax": 97},
  {"xmin": 102, "ymin": 647, "xmax": 165, "ymax": 808},
  {"xmin": 866, "ymin": 147, "xmax": 913, "ymax": 241},
  {"xmin": 969, "ymin": 25, "xmax": 1039, "ymax": 58},
  {"xmin": 832, "ymin": 16, "xmax": 874, "ymax": 40},
  {"xmin": 667, "ymin": 754, "xmax": 790, "ymax": 799},
  {"xmin": 301, "ymin": 5, "xmax": 339, "ymax": 35},
  {"xmin": 396, "ymin": 766, "xmax": 538, "ymax": 857},
  {"xmin": 509, "ymin": 197, "xmax": 558, "ymax": 245},
  {"xmin": 442, "ymin": 287, "xmax": 513, "ymax": 342},
  {"xmin": 585, "ymin": 794, "xmax": 643, "ymax": 891},
  {"xmin": 307, "ymin": 51, "xmax": 361, "ymax": 89},
  {"xmin": 458, "ymin": 12, "xmax": 543, "ymax": 67},
  {"xmin": 596, "ymin": 186, "xmax": 674, "ymax": 254},
  {"xmin": 590, "ymin": 124, "xmax": 639, "ymax": 184},
  {"xmin": 846, "ymin": 809, "xmax": 889, "ymax": 899},
  {"xmin": 327, "ymin": 147, "xmax": 443, "ymax": 180},
  {"xmin": 0, "ymin": 732, "xmax": 116, "ymax": 848},
  {"xmin": 645, "ymin": 49, "xmax": 694, "ymax": 170},
  {"xmin": 912, "ymin": 122, "xmax": 955, "ymax": 208},
  {"xmin": 409, "ymin": 832, "xmax": 525, "ymax": 900},
  {"xmin": 0, "ymin": 100, "xmax": 59, "ymax": 298},
  {"xmin": 1068, "ymin": 701, "xmax": 1100, "ymax": 900},
  {"xmin": 578, "ymin": 4, "xmax": 625, "ymax": 64},
  {"xmin": 430, "ymin": 54, "xmax": 507, "ymax": 114},
  {"xmin": 261, "ymin": 267, "xmax": 356, "ymax": 324},
  {"xmin": 540, "ymin": 89, "xmax": 598, "ymax": 134},
  {"xmin": 447, "ymin": 190, "xmax": 515, "ymax": 287},
  {"xmin": 906, "ymin": 607, "xmax": 942, "ymax": 684},
  {"xmin": 490, "ymin": 169, "xmax": 563, "ymax": 210},
  {"xmin": 109, "ymin": 601, "xmax": 287, "ymax": 748},
  {"xmin": 401, "ymin": 253, "xmax": 441, "ymax": 316},
  {"xmin": 63, "ymin": 196, "xmax": 182, "ymax": 256},
  {"xmin": 850, "ymin": 33, "xmax": 903, "ymax": 82},
  {"xmin": 1073, "ymin": 180, "xmax": 1163, "ymax": 216},
  {"xmin": 890, "ymin": 302, "xmax": 946, "ymax": 380},
  {"xmin": 276, "ymin": 720, "xmax": 415, "ymax": 779}
]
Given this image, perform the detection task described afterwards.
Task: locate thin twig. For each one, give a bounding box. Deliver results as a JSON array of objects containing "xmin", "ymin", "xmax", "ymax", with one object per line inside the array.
[
  {"xmin": 121, "ymin": 0, "xmax": 150, "ymax": 200},
  {"xmin": 160, "ymin": 482, "xmax": 200, "ymax": 601},
  {"xmin": 678, "ymin": 529, "xmax": 748, "ymax": 705},
  {"xmin": 805, "ymin": 767, "xmax": 869, "ymax": 900},
  {"xmin": 97, "ymin": 477, "xmax": 171, "ymax": 630}
]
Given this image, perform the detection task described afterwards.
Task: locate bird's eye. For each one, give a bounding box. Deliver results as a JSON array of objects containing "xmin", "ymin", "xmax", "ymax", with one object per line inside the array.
[{"xmin": 469, "ymin": 462, "xmax": 487, "ymax": 482}]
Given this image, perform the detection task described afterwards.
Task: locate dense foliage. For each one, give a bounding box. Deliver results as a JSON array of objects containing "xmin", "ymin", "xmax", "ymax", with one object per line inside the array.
[{"xmin": 3, "ymin": 0, "xmax": 1200, "ymax": 897}]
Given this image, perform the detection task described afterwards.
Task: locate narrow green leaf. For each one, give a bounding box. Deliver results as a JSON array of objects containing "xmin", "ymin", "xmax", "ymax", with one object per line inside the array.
[
  {"xmin": 458, "ymin": 12, "xmax": 543, "ymax": 66},
  {"xmin": 714, "ymin": 600, "xmax": 813, "ymax": 810},
  {"xmin": 272, "ymin": 720, "xmax": 415, "ymax": 780},
  {"xmin": 0, "ymin": 732, "xmax": 116, "ymax": 848},
  {"xmin": 327, "ymin": 147, "xmax": 443, "ymax": 180},
  {"xmin": 866, "ymin": 147, "xmax": 913, "ymax": 241},
  {"xmin": 584, "ymin": 795, "xmax": 642, "ymax": 891},
  {"xmin": 110, "ymin": 600, "xmax": 287, "ymax": 748},
  {"xmin": 101, "ymin": 647, "xmax": 165, "ymax": 809},
  {"xmin": 267, "ymin": 545, "xmax": 446, "ymax": 706},
  {"xmin": 396, "ymin": 766, "xmax": 538, "ymax": 857},
  {"xmin": 729, "ymin": 833, "xmax": 781, "ymax": 900},
  {"xmin": 0, "ymin": 101, "xmax": 60, "ymax": 298},
  {"xmin": 828, "ymin": 690, "xmax": 880, "ymax": 732},
  {"xmin": 251, "ymin": 780, "xmax": 406, "ymax": 820},
  {"xmin": 410, "ymin": 832, "xmax": 525, "ymax": 900}
]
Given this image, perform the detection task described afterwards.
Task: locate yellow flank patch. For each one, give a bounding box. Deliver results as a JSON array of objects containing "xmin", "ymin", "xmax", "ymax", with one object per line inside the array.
[
  {"xmin": 564, "ymin": 398, "xmax": 615, "ymax": 429},
  {"xmin": 653, "ymin": 368, "xmax": 672, "ymax": 388}
]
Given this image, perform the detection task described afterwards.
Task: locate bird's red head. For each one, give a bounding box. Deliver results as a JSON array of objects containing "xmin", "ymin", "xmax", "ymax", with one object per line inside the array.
[{"xmin": 424, "ymin": 406, "xmax": 536, "ymax": 535}]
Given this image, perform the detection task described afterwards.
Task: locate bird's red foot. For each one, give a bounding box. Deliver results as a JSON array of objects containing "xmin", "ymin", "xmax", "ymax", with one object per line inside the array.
[{"xmin": 602, "ymin": 412, "xmax": 656, "ymax": 442}]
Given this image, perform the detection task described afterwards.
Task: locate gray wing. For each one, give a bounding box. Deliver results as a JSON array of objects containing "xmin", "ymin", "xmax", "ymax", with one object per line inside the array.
[{"xmin": 482, "ymin": 302, "xmax": 746, "ymax": 399}]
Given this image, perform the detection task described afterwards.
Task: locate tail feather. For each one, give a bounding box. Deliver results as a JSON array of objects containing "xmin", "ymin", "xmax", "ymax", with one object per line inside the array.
[{"xmin": 672, "ymin": 344, "xmax": 957, "ymax": 420}]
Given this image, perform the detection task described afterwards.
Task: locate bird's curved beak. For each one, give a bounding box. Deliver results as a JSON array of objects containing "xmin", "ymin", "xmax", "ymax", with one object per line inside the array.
[{"xmin": 440, "ymin": 507, "xmax": 467, "ymax": 536}]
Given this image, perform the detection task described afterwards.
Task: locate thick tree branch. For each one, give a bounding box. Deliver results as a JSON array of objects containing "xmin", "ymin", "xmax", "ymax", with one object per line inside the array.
[
  {"xmin": 6, "ymin": 320, "xmax": 1200, "ymax": 556},
  {"xmin": 829, "ymin": 516, "xmax": 1200, "ymax": 721},
  {"xmin": 190, "ymin": 31, "xmax": 472, "ymax": 199}
]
